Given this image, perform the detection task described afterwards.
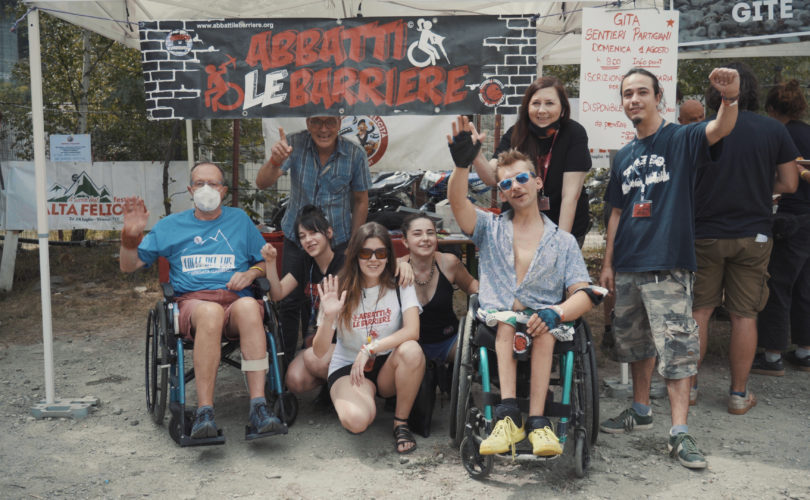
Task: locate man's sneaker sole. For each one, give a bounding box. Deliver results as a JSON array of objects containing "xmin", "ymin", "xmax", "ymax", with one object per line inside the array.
[
  {"xmin": 667, "ymin": 442, "xmax": 707, "ymax": 469},
  {"xmin": 599, "ymin": 421, "xmax": 653, "ymax": 434},
  {"xmin": 750, "ymin": 366, "xmax": 785, "ymax": 376},
  {"xmin": 728, "ymin": 392, "xmax": 757, "ymax": 415}
]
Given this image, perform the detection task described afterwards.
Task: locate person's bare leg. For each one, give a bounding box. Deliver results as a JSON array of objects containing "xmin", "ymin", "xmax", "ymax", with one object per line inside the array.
[
  {"xmin": 330, "ymin": 377, "xmax": 377, "ymax": 433},
  {"xmin": 729, "ymin": 314, "xmax": 757, "ymax": 393},
  {"xmin": 191, "ymin": 302, "xmax": 225, "ymax": 407},
  {"xmin": 667, "ymin": 376, "xmax": 691, "ymax": 426},
  {"xmin": 495, "ymin": 324, "xmax": 518, "ymax": 399},
  {"xmin": 528, "ymin": 334, "xmax": 555, "ymax": 416},
  {"xmin": 286, "ymin": 345, "xmax": 334, "ymax": 394},
  {"xmin": 691, "ymin": 307, "xmax": 714, "ymax": 391},
  {"xmin": 228, "ymin": 298, "xmax": 267, "ymax": 399},
  {"xmin": 376, "ymin": 340, "xmax": 425, "ymax": 453},
  {"xmin": 631, "ymin": 357, "xmax": 656, "ymax": 406}
]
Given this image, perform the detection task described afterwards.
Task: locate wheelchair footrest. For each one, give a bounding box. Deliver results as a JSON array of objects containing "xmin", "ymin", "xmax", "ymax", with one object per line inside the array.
[
  {"xmin": 179, "ymin": 431, "xmax": 226, "ymax": 447},
  {"xmin": 245, "ymin": 423, "xmax": 288, "ymax": 441}
]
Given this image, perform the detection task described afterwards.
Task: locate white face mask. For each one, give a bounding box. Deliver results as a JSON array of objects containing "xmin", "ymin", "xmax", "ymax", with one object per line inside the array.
[{"xmin": 193, "ymin": 184, "xmax": 221, "ymax": 212}]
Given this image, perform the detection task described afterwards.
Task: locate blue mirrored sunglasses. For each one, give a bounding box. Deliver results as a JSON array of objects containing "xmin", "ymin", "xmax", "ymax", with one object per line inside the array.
[{"xmin": 498, "ymin": 171, "xmax": 535, "ymax": 191}]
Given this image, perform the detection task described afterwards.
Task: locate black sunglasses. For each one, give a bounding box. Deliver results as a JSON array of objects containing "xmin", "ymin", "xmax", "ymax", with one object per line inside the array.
[{"xmin": 358, "ymin": 247, "xmax": 388, "ymax": 260}]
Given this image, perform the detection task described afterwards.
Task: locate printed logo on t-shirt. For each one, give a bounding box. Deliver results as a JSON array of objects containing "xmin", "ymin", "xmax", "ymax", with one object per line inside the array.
[
  {"xmin": 179, "ymin": 229, "xmax": 236, "ymax": 274},
  {"xmin": 353, "ymin": 308, "xmax": 392, "ymax": 329},
  {"xmin": 621, "ymin": 154, "xmax": 670, "ymax": 195}
]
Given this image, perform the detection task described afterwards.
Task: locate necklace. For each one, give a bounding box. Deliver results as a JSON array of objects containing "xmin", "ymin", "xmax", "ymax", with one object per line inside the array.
[{"xmin": 414, "ymin": 259, "xmax": 436, "ymax": 286}]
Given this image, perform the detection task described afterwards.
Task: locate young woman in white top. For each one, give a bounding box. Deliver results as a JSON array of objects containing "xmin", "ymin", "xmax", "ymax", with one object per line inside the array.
[{"xmin": 314, "ymin": 222, "xmax": 424, "ymax": 454}]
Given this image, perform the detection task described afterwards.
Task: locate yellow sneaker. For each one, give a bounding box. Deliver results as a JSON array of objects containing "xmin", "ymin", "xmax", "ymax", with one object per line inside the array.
[
  {"xmin": 528, "ymin": 426, "xmax": 563, "ymax": 456},
  {"xmin": 479, "ymin": 416, "xmax": 526, "ymax": 456}
]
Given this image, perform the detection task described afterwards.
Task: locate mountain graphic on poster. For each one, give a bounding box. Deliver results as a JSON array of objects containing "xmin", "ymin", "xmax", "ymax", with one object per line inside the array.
[{"xmin": 48, "ymin": 171, "xmax": 112, "ymax": 203}]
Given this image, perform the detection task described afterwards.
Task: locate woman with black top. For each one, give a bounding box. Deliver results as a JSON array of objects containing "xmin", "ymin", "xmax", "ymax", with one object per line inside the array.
[
  {"xmin": 398, "ymin": 213, "xmax": 478, "ymax": 362},
  {"xmin": 472, "ymin": 76, "xmax": 592, "ymax": 245},
  {"xmin": 262, "ymin": 205, "xmax": 345, "ymax": 395}
]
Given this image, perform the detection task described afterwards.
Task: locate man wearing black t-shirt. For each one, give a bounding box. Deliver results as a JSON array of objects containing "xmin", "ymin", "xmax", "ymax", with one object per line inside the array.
[
  {"xmin": 691, "ymin": 62, "xmax": 799, "ymax": 416},
  {"xmin": 599, "ymin": 67, "xmax": 740, "ymax": 470}
]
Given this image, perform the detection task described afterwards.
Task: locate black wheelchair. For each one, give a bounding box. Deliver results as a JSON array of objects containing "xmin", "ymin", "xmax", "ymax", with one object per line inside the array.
[
  {"xmin": 449, "ymin": 294, "xmax": 599, "ymax": 478},
  {"xmin": 144, "ymin": 277, "xmax": 298, "ymax": 446}
]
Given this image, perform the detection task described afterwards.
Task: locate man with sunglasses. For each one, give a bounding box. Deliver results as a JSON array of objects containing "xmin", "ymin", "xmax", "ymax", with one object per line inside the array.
[
  {"xmin": 120, "ymin": 162, "xmax": 284, "ymax": 440},
  {"xmin": 256, "ymin": 116, "xmax": 371, "ymax": 362},
  {"xmin": 598, "ymin": 67, "xmax": 740, "ymax": 470},
  {"xmin": 447, "ymin": 117, "xmax": 595, "ymax": 457}
]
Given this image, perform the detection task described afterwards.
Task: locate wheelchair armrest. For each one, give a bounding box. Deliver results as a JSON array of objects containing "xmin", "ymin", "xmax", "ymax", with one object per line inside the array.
[
  {"xmin": 252, "ymin": 277, "xmax": 270, "ymax": 296},
  {"xmin": 160, "ymin": 283, "xmax": 175, "ymax": 299}
]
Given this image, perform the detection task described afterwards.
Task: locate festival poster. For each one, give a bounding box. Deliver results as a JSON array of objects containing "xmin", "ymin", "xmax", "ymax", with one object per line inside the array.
[
  {"xmin": 138, "ymin": 16, "xmax": 537, "ymax": 119},
  {"xmin": 579, "ymin": 8, "xmax": 679, "ymax": 149},
  {"xmin": 0, "ymin": 162, "xmax": 192, "ymax": 230}
]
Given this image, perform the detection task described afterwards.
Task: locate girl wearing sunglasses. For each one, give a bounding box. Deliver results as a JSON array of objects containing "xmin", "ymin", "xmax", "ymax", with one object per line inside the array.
[
  {"xmin": 472, "ymin": 76, "xmax": 592, "ymax": 246},
  {"xmin": 313, "ymin": 222, "xmax": 424, "ymax": 454}
]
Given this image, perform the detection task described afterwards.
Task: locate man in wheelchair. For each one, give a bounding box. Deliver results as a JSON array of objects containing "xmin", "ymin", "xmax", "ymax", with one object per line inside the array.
[
  {"xmin": 447, "ymin": 117, "xmax": 598, "ymax": 457},
  {"xmin": 120, "ymin": 162, "xmax": 285, "ymax": 441}
]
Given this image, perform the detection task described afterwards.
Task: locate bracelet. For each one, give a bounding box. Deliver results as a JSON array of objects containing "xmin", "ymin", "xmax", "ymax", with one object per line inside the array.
[
  {"xmin": 249, "ymin": 265, "xmax": 265, "ymax": 273},
  {"xmin": 362, "ymin": 341, "xmax": 378, "ymax": 358},
  {"xmin": 801, "ymin": 170, "xmax": 810, "ymax": 181},
  {"xmin": 121, "ymin": 232, "xmax": 143, "ymax": 250},
  {"xmin": 721, "ymin": 93, "xmax": 739, "ymax": 106}
]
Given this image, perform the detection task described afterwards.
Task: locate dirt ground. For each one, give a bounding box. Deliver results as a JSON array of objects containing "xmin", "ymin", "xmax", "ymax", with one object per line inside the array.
[{"xmin": 1, "ymin": 244, "xmax": 809, "ymax": 499}]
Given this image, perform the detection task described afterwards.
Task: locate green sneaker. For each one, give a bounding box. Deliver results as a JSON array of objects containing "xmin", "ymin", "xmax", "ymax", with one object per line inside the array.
[
  {"xmin": 599, "ymin": 407, "xmax": 653, "ymax": 434},
  {"xmin": 668, "ymin": 433, "xmax": 707, "ymax": 469}
]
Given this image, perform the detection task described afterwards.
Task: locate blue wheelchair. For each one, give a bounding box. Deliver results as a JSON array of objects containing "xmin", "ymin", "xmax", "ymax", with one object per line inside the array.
[
  {"xmin": 144, "ymin": 277, "xmax": 298, "ymax": 446},
  {"xmin": 449, "ymin": 294, "xmax": 599, "ymax": 478}
]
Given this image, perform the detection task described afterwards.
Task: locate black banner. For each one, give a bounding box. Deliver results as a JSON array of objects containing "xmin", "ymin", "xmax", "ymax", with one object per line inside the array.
[{"xmin": 139, "ymin": 16, "xmax": 537, "ymax": 119}]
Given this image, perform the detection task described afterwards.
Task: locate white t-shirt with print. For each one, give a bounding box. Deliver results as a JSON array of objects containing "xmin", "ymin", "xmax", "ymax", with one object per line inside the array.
[{"xmin": 327, "ymin": 284, "xmax": 421, "ymax": 376}]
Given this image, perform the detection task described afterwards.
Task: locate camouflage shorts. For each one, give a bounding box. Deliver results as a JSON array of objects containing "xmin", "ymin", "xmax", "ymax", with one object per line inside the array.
[{"xmin": 612, "ymin": 270, "xmax": 699, "ymax": 380}]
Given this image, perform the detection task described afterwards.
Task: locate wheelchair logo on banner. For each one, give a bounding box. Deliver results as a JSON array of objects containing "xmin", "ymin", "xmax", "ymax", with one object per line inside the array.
[{"xmin": 407, "ymin": 18, "xmax": 450, "ymax": 68}]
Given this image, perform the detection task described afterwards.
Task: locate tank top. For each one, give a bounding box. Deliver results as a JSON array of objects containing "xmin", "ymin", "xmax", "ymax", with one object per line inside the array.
[{"xmin": 419, "ymin": 265, "xmax": 459, "ymax": 345}]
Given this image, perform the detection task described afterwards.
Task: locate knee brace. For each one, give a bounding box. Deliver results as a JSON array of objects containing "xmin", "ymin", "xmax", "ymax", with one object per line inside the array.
[{"xmin": 241, "ymin": 353, "xmax": 269, "ymax": 372}]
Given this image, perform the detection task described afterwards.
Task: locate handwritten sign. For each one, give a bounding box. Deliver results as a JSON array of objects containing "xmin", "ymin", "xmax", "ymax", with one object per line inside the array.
[{"xmin": 579, "ymin": 9, "xmax": 679, "ymax": 149}]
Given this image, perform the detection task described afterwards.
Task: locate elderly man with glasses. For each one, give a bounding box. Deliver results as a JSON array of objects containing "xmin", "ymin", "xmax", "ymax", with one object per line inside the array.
[{"xmin": 255, "ymin": 116, "xmax": 371, "ymax": 370}]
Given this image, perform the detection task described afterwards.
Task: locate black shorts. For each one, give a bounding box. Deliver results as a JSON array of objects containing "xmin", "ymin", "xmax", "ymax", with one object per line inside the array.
[{"xmin": 327, "ymin": 354, "xmax": 390, "ymax": 391}]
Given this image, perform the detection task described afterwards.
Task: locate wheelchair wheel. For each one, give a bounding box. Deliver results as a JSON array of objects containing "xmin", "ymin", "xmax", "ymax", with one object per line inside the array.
[
  {"xmin": 169, "ymin": 409, "xmax": 195, "ymax": 444},
  {"xmin": 449, "ymin": 309, "xmax": 474, "ymax": 447},
  {"xmin": 145, "ymin": 305, "xmax": 168, "ymax": 425},
  {"xmin": 578, "ymin": 321, "xmax": 599, "ymax": 446},
  {"xmin": 460, "ymin": 435, "xmax": 493, "ymax": 479},
  {"xmin": 574, "ymin": 429, "xmax": 589, "ymax": 478},
  {"xmin": 273, "ymin": 391, "xmax": 298, "ymax": 427}
]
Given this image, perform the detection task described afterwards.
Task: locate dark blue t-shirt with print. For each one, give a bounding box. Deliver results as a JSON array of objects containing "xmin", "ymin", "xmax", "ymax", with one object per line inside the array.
[{"xmin": 605, "ymin": 121, "xmax": 710, "ymax": 273}]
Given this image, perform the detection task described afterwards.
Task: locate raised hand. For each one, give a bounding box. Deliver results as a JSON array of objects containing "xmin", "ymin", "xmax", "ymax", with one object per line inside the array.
[
  {"xmin": 316, "ymin": 274, "xmax": 346, "ymax": 321},
  {"xmin": 122, "ymin": 196, "xmax": 149, "ymax": 237},
  {"xmin": 270, "ymin": 127, "xmax": 293, "ymax": 167},
  {"xmin": 446, "ymin": 116, "xmax": 483, "ymax": 168},
  {"xmin": 261, "ymin": 243, "xmax": 277, "ymax": 262},
  {"xmin": 708, "ymin": 68, "xmax": 740, "ymax": 98}
]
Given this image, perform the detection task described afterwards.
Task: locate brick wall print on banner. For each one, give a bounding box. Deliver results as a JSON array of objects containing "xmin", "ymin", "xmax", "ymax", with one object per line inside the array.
[{"xmin": 139, "ymin": 16, "xmax": 537, "ymax": 119}]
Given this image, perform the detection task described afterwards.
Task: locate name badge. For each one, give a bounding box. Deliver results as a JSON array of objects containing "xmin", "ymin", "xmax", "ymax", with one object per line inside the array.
[
  {"xmin": 538, "ymin": 195, "xmax": 551, "ymax": 211},
  {"xmin": 633, "ymin": 201, "xmax": 652, "ymax": 218}
]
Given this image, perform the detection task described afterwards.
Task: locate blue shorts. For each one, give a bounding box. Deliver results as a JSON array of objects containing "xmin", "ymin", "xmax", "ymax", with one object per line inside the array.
[{"xmin": 420, "ymin": 335, "xmax": 456, "ymax": 362}]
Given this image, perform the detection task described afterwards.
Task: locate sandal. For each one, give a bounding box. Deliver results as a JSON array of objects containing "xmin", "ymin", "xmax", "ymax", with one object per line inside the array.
[{"xmin": 393, "ymin": 416, "xmax": 417, "ymax": 455}]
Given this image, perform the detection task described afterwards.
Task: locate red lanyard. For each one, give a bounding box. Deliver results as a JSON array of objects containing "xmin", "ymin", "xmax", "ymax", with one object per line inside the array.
[{"xmin": 536, "ymin": 131, "xmax": 559, "ymax": 183}]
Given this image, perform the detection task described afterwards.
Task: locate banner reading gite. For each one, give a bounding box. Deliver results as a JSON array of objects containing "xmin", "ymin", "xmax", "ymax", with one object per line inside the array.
[{"xmin": 139, "ymin": 16, "xmax": 537, "ymax": 119}]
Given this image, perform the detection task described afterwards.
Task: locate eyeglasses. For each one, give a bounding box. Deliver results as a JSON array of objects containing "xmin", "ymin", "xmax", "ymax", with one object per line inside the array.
[
  {"xmin": 497, "ymin": 172, "xmax": 535, "ymax": 191},
  {"xmin": 309, "ymin": 117, "xmax": 340, "ymax": 129},
  {"xmin": 358, "ymin": 247, "xmax": 388, "ymax": 260},
  {"xmin": 191, "ymin": 180, "xmax": 224, "ymax": 189}
]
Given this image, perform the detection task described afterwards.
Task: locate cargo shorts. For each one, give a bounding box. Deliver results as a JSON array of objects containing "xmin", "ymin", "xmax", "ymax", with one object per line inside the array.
[{"xmin": 612, "ymin": 269, "xmax": 699, "ymax": 380}]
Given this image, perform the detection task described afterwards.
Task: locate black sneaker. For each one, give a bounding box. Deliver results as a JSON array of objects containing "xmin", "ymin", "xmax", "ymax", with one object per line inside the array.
[
  {"xmin": 190, "ymin": 406, "xmax": 218, "ymax": 439},
  {"xmin": 786, "ymin": 351, "xmax": 810, "ymax": 372},
  {"xmin": 751, "ymin": 352, "xmax": 785, "ymax": 376},
  {"xmin": 668, "ymin": 433, "xmax": 707, "ymax": 469}
]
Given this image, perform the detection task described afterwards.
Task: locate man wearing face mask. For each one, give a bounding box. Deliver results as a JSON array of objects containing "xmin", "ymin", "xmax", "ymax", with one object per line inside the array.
[
  {"xmin": 256, "ymin": 116, "xmax": 371, "ymax": 363},
  {"xmin": 120, "ymin": 162, "xmax": 285, "ymax": 441}
]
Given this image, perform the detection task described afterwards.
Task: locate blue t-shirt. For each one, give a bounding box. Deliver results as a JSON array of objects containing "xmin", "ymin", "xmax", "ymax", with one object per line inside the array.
[
  {"xmin": 280, "ymin": 131, "xmax": 371, "ymax": 246},
  {"xmin": 695, "ymin": 111, "xmax": 800, "ymax": 237},
  {"xmin": 605, "ymin": 121, "xmax": 710, "ymax": 273},
  {"xmin": 138, "ymin": 207, "xmax": 266, "ymax": 297},
  {"xmin": 778, "ymin": 120, "xmax": 810, "ymax": 215},
  {"xmin": 469, "ymin": 210, "xmax": 590, "ymax": 311}
]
